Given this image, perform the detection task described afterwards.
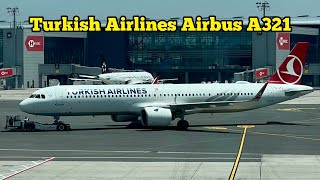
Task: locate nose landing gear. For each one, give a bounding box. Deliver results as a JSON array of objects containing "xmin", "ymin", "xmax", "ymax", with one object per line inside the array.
[{"xmin": 53, "ymin": 116, "xmax": 60, "ymax": 124}]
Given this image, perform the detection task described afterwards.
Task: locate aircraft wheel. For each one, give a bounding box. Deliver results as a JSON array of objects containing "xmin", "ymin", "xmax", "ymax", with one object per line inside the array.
[
  {"xmin": 177, "ymin": 120, "xmax": 189, "ymax": 130},
  {"xmin": 25, "ymin": 123, "xmax": 34, "ymax": 132},
  {"xmin": 57, "ymin": 123, "xmax": 66, "ymax": 131}
]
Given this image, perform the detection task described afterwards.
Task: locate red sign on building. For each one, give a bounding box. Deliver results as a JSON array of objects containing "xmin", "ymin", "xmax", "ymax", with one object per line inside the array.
[
  {"xmin": 255, "ymin": 68, "xmax": 268, "ymax": 79},
  {"xmin": 276, "ymin": 33, "xmax": 290, "ymax": 50},
  {"xmin": 25, "ymin": 36, "xmax": 44, "ymax": 51},
  {"xmin": 0, "ymin": 68, "xmax": 13, "ymax": 78}
]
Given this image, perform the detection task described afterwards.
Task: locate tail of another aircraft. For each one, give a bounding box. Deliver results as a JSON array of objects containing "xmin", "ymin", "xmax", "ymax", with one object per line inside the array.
[
  {"xmin": 267, "ymin": 42, "xmax": 309, "ymax": 85},
  {"xmin": 152, "ymin": 76, "xmax": 159, "ymax": 84}
]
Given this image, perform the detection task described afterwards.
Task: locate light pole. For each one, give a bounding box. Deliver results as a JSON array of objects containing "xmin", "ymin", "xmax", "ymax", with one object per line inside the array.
[
  {"xmin": 256, "ymin": 1, "xmax": 271, "ymax": 69},
  {"xmin": 7, "ymin": 7, "xmax": 19, "ymax": 88},
  {"xmin": 256, "ymin": 1, "xmax": 270, "ymax": 17}
]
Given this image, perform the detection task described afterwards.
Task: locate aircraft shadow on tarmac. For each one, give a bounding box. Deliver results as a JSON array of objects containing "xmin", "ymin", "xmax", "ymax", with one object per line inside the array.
[
  {"xmin": 69, "ymin": 124, "xmax": 236, "ymax": 134},
  {"xmin": 93, "ymin": 120, "xmax": 310, "ymax": 133},
  {"xmin": 2, "ymin": 121, "xmax": 310, "ymax": 133},
  {"xmin": 64, "ymin": 121, "xmax": 237, "ymax": 134},
  {"xmin": 189, "ymin": 121, "xmax": 312, "ymax": 127}
]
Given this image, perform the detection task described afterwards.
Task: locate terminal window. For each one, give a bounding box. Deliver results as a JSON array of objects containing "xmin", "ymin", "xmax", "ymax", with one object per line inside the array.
[
  {"xmin": 44, "ymin": 37, "xmax": 85, "ymax": 65},
  {"xmin": 127, "ymin": 30, "xmax": 252, "ymax": 70}
]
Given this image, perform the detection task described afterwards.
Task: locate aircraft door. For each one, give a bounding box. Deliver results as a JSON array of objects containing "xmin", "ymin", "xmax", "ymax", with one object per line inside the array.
[
  {"xmin": 55, "ymin": 90, "xmax": 65, "ymax": 113},
  {"xmin": 153, "ymin": 88, "xmax": 163, "ymax": 101}
]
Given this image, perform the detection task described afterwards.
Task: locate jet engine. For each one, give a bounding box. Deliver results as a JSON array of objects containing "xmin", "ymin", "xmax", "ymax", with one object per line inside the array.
[
  {"xmin": 141, "ymin": 107, "xmax": 173, "ymax": 127},
  {"xmin": 111, "ymin": 115, "xmax": 139, "ymax": 122}
]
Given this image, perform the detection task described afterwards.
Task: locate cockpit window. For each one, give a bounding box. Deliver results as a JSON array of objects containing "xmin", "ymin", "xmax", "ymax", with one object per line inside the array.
[
  {"xmin": 35, "ymin": 94, "xmax": 41, "ymax": 99},
  {"xmin": 29, "ymin": 94, "xmax": 36, "ymax": 98},
  {"xmin": 41, "ymin": 94, "xmax": 45, "ymax": 99}
]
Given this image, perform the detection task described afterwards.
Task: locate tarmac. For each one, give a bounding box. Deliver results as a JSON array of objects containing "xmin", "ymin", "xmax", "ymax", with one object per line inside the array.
[{"xmin": 0, "ymin": 89, "xmax": 319, "ymax": 179}]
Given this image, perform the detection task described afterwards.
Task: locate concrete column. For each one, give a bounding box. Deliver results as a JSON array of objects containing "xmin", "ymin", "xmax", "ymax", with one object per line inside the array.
[
  {"xmin": 185, "ymin": 72, "xmax": 189, "ymax": 83},
  {"xmin": 15, "ymin": 76, "xmax": 18, "ymax": 89},
  {"xmin": 218, "ymin": 72, "xmax": 222, "ymax": 82},
  {"xmin": 39, "ymin": 75, "xmax": 43, "ymax": 88},
  {"xmin": 314, "ymin": 75, "xmax": 320, "ymax": 87}
]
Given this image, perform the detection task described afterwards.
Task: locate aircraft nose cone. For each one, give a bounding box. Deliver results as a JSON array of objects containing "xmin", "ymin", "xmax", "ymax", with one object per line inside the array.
[{"xmin": 19, "ymin": 100, "xmax": 32, "ymax": 113}]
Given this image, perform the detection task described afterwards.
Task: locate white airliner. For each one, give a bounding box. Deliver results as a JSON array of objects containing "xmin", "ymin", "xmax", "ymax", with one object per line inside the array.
[
  {"xmin": 70, "ymin": 70, "xmax": 177, "ymax": 85},
  {"xmin": 19, "ymin": 42, "xmax": 313, "ymax": 130},
  {"xmin": 70, "ymin": 71, "xmax": 155, "ymax": 84}
]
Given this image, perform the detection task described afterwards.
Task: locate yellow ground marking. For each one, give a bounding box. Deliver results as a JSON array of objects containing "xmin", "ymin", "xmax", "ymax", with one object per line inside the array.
[
  {"xmin": 291, "ymin": 117, "xmax": 320, "ymax": 123},
  {"xmin": 237, "ymin": 125, "xmax": 255, "ymax": 128},
  {"xmin": 277, "ymin": 108, "xmax": 317, "ymax": 112},
  {"xmin": 247, "ymin": 130, "xmax": 320, "ymax": 141},
  {"xmin": 296, "ymin": 121, "xmax": 320, "ymax": 124},
  {"xmin": 205, "ymin": 126, "xmax": 228, "ymax": 130},
  {"xmin": 226, "ymin": 128, "xmax": 320, "ymax": 141},
  {"xmin": 229, "ymin": 125, "xmax": 254, "ymax": 180}
]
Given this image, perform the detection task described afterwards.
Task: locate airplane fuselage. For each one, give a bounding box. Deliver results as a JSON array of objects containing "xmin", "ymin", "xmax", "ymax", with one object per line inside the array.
[
  {"xmin": 19, "ymin": 83, "xmax": 313, "ymax": 117},
  {"xmin": 98, "ymin": 72, "xmax": 154, "ymax": 84}
]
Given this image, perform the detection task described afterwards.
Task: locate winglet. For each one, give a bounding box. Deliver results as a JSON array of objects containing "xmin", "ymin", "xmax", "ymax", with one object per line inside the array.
[
  {"xmin": 252, "ymin": 82, "xmax": 268, "ymax": 100},
  {"xmin": 152, "ymin": 76, "xmax": 159, "ymax": 84}
]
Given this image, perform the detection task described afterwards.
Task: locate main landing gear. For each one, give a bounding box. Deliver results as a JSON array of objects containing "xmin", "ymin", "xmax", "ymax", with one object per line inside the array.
[
  {"xmin": 177, "ymin": 119, "xmax": 189, "ymax": 130},
  {"xmin": 175, "ymin": 112, "xmax": 189, "ymax": 130}
]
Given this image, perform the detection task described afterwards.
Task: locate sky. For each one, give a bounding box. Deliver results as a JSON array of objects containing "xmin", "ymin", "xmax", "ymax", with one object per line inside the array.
[{"xmin": 1, "ymin": 0, "xmax": 320, "ymax": 22}]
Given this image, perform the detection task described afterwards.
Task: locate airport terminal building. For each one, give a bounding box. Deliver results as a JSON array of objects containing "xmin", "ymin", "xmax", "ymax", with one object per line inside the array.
[{"xmin": 1, "ymin": 17, "xmax": 320, "ymax": 88}]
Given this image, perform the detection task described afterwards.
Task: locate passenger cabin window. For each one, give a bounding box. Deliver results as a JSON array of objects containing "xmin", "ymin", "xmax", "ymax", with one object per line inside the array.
[
  {"xmin": 35, "ymin": 94, "xmax": 40, "ymax": 99},
  {"xmin": 41, "ymin": 94, "xmax": 45, "ymax": 99}
]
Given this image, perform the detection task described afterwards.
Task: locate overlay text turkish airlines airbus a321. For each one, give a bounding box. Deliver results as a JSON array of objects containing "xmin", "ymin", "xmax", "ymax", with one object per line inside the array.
[{"xmin": 19, "ymin": 42, "xmax": 313, "ymax": 130}]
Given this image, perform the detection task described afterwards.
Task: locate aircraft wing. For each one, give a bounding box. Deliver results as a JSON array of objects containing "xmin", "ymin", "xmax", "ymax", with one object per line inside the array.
[
  {"xmin": 79, "ymin": 75, "xmax": 99, "ymax": 79},
  {"xmin": 129, "ymin": 81, "xmax": 152, "ymax": 84},
  {"xmin": 166, "ymin": 100, "xmax": 249, "ymax": 111},
  {"xmin": 284, "ymin": 89, "xmax": 313, "ymax": 96},
  {"xmin": 69, "ymin": 78, "xmax": 101, "ymax": 82},
  {"xmin": 158, "ymin": 78, "xmax": 178, "ymax": 83},
  {"xmin": 163, "ymin": 82, "xmax": 269, "ymax": 111}
]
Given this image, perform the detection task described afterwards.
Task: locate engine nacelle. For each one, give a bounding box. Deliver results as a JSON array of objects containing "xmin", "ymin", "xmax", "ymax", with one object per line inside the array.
[
  {"xmin": 141, "ymin": 107, "xmax": 173, "ymax": 127},
  {"xmin": 111, "ymin": 115, "xmax": 139, "ymax": 122}
]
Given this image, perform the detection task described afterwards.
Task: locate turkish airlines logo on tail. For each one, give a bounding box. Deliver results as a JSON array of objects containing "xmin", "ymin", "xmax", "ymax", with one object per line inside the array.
[{"xmin": 277, "ymin": 55, "xmax": 303, "ymax": 84}]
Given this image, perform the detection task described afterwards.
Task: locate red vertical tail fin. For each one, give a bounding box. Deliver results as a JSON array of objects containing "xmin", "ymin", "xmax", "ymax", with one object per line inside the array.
[{"xmin": 268, "ymin": 42, "xmax": 309, "ymax": 85}]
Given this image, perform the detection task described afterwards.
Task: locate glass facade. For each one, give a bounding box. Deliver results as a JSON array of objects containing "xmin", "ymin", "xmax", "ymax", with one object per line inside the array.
[
  {"xmin": 127, "ymin": 29, "xmax": 252, "ymax": 70},
  {"xmin": 291, "ymin": 34, "xmax": 319, "ymax": 63},
  {"xmin": 44, "ymin": 37, "xmax": 85, "ymax": 65},
  {"xmin": 0, "ymin": 30, "xmax": 3, "ymax": 67}
]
